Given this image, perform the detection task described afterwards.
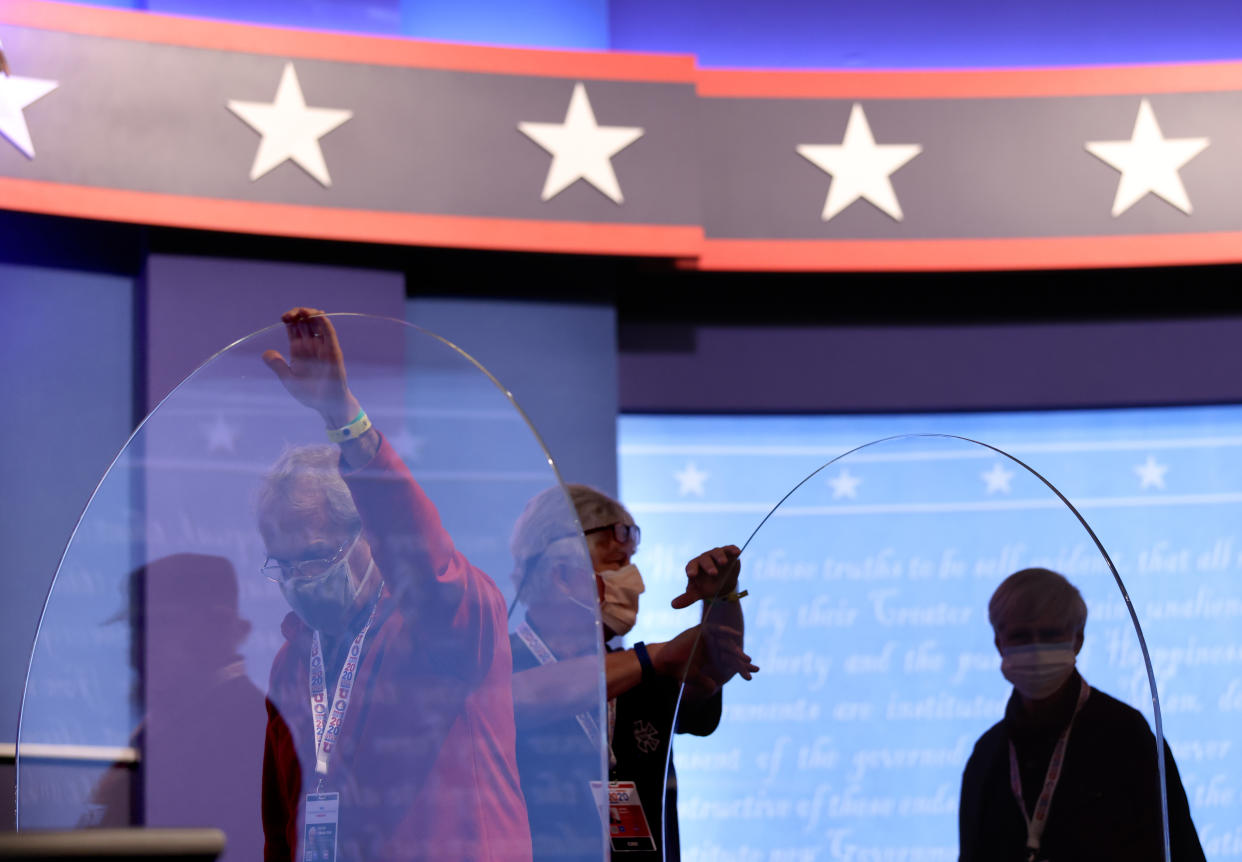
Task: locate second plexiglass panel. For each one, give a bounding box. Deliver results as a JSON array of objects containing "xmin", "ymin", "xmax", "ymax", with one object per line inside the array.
[{"xmin": 636, "ymin": 432, "xmax": 1200, "ymax": 862}]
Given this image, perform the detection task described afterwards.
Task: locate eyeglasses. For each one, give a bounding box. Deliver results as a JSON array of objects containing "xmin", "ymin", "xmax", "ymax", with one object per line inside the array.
[
  {"xmin": 583, "ymin": 522, "xmax": 641, "ymax": 548},
  {"xmin": 261, "ymin": 531, "xmax": 361, "ymax": 583}
]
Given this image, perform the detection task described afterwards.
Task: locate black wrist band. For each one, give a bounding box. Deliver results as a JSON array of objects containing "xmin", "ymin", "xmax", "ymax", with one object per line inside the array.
[{"xmin": 633, "ymin": 641, "xmax": 653, "ymax": 678}]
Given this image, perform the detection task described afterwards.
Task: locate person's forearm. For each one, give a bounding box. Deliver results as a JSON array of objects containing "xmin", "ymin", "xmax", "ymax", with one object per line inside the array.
[
  {"xmin": 607, "ymin": 638, "xmax": 694, "ymax": 698},
  {"xmin": 702, "ymin": 594, "xmax": 745, "ymax": 635},
  {"xmin": 514, "ymin": 656, "xmax": 602, "ymax": 725},
  {"xmin": 323, "ymin": 393, "xmax": 380, "ymax": 471},
  {"xmin": 701, "ymin": 598, "xmax": 748, "ymax": 686},
  {"xmin": 337, "ymin": 426, "xmax": 380, "ymax": 471},
  {"xmin": 517, "ymin": 644, "xmax": 690, "ymax": 723},
  {"xmin": 606, "ymin": 648, "xmax": 646, "ymax": 699}
]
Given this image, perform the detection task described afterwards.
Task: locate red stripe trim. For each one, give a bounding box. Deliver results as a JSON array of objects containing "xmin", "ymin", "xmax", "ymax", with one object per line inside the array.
[
  {"xmin": 696, "ymin": 235, "xmax": 1242, "ymax": 271},
  {"xmin": 1, "ymin": 0, "xmax": 696, "ymax": 82},
  {"xmin": 0, "ymin": 177, "xmax": 703, "ymax": 257},
  {"xmin": 7, "ymin": 176, "xmax": 1241, "ymax": 270},
  {"xmin": 698, "ymin": 62, "xmax": 1242, "ymax": 100}
]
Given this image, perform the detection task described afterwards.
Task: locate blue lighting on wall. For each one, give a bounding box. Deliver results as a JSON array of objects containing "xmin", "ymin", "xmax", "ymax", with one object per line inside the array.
[{"xmin": 41, "ymin": 0, "xmax": 1242, "ymax": 67}]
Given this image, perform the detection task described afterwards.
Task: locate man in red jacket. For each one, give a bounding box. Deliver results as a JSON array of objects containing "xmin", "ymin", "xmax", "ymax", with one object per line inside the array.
[{"xmin": 256, "ymin": 308, "xmax": 531, "ymax": 861}]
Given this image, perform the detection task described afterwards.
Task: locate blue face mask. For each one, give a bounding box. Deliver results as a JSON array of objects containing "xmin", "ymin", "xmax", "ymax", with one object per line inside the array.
[{"xmin": 1000, "ymin": 641, "xmax": 1076, "ymax": 700}]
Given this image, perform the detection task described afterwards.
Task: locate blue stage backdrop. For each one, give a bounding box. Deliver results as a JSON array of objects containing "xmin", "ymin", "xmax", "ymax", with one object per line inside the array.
[
  {"xmin": 620, "ymin": 406, "xmax": 1242, "ymax": 862},
  {"xmin": 38, "ymin": 0, "xmax": 1242, "ymax": 67}
]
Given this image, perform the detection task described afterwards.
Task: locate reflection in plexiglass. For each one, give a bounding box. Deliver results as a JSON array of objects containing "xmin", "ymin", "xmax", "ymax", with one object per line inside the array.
[
  {"xmin": 18, "ymin": 314, "xmax": 607, "ymax": 862},
  {"xmin": 656, "ymin": 434, "xmax": 1202, "ymax": 862}
]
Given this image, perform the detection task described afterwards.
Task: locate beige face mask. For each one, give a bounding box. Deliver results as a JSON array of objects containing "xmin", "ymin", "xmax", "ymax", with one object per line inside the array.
[{"xmin": 598, "ymin": 564, "xmax": 645, "ymax": 636}]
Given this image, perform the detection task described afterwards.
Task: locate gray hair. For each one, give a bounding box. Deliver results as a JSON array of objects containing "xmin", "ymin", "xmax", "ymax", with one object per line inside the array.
[
  {"xmin": 568, "ymin": 484, "xmax": 634, "ymax": 533},
  {"xmin": 510, "ymin": 485, "xmax": 580, "ymax": 565},
  {"xmin": 256, "ymin": 445, "xmax": 361, "ymax": 536},
  {"xmin": 988, "ymin": 568, "xmax": 1087, "ymax": 636}
]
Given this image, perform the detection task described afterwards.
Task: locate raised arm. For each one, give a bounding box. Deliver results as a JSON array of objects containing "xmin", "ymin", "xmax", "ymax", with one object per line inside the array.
[
  {"xmin": 262, "ymin": 308, "xmax": 499, "ymax": 642},
  {"xmin": 674, "ymin": 545, "xmax": 756, "ymax": 687},
  {"xmin": 262, "ymin": 307, "xmax": 378, "ymax": 470}
]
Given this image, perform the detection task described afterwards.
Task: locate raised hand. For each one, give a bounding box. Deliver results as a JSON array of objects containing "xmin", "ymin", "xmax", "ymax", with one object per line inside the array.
[
  {"xmin": 702, "ymin": 623, "xmax": 758, "ymax": 683},
  {"xmin": 652, "ymin": 622, "xmax": 759, "ymax": 697},
  {"xmin": 671, "ymin": 545, "xmax": 742, "ymax": 610},
  {"xmin": 261, "ymin": 307, "xmax": 360, "ymax": 427}
]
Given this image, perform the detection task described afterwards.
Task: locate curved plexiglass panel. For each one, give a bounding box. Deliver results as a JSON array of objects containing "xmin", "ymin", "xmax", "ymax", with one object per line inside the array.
[
  {"xmin": 661, "ymin": 434, "xmax": 1199, "ymax": 862},
  {"xmin": 18, "ymin": 314, "xmax": 607, "ymax": 862}
]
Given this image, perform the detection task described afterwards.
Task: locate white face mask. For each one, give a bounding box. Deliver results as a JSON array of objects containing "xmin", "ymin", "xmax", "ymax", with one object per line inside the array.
[
  {"xmin": 1000, "ymin": 641, "xmax": 1077, "ymax": 701},
  {"xmin": 598, "ymin": 564, "xmax": 645, "ymax": 637}
]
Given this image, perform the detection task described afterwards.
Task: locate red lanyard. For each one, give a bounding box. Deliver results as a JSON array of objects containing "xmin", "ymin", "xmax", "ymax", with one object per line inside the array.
[{"xmin": 1007, "ymin": 679, "xmax": 1091, "ymax": 862}]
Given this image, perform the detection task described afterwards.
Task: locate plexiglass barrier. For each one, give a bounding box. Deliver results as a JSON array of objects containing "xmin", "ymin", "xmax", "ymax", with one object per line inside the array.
[
  {"xmin": 17, "ymin": 314, "xmax": 607, "ymax": 862},
  {"xmin": 659, "ymin": 434, "xmax": 1202, "ymax": 862}
]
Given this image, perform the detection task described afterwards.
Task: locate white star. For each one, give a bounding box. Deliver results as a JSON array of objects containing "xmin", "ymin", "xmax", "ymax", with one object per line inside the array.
[
  {"xmin": 0, "ymin": 74, "xmax": 58, "ymax": 158},
  {"xmin": 981, "ymin": 462, "xmax": 1015, "ymax": 494},
  {"xmin": 227, "ymin": 63, "xmax": 352, "ymax": 186},
  {"xmin": 1134, "ymin": 455, "xmax": 1169, "ymax": 490},
  {"xmin": 388, "ymin": 426, "xmax": 425, "ymax": 461},
  {"xmin": 1085, "ymin": 99, "xmax": 1209, "ymax": 217},
  {"xmin": 827, "ymin": 468, "xmax": 863, "ymax": 500},
  {"xmin": 203, "ymin": 414, "xmax": 239, "ymax": 454},
  {"xmin": 796, "ymin": 103, "xmax": 922, "ymax": 222},
  {"xmin": 674, "ymin": 461, "xmax": 710, "ymax": 497},
  {"xmin": 518, "ymin": 82, "xmax": 644, "ymax": 205}
]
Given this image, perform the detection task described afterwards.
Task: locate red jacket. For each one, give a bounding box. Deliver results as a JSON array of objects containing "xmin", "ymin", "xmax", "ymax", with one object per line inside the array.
[{"xmin": 262, "ymin": 434, "xmax": 531, "ymax": 861}]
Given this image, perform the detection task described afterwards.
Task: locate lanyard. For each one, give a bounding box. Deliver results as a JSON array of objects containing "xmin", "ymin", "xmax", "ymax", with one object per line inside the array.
[
  {"xmin": 515, "ymin": 621, "xmax": 611, "ymax": 761},
  {"xmin": 1007, "ymin": 679, "xmax": 1091, "ymax": 862},
  {"xmin": 309, "ymin": 605, "xmax": 378, "ymax": 778}
]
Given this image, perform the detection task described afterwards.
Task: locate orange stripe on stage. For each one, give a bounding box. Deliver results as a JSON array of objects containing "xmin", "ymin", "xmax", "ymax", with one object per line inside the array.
[
  {"xmin": 8, "ymin": 176, "xmax": 1239, "ymax": 270},
  {"xmin": 0, "ymin": 177, "xmax": 704, "ymax": 258},
  {"xmin": 0, "ymin": 0, "xmax": 697, "ymax": 83},
  {"xmin": 697, "ymin": 62, "xmax": 1242, "ymax": 100},
  {"xmin": 695, "ymin": 234, "xmax": 1242, "ymax": 272}
]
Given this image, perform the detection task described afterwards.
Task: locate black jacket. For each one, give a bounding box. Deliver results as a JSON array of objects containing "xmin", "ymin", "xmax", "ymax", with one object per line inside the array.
[{"xmin": 959, "ymin": 673, "xmax": 1205, "ymax": 862}]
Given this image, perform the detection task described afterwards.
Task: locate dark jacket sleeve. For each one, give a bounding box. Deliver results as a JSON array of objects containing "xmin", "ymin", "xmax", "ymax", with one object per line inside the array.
[
  {"xmin": 674, "ymin": 687, "xmax": 722, "ymax": 737},
  {"xmin": 261, "ymin": 697, "xmax": 299, "ymax": 862},
  {"xmin": 957, "ymin": 724, "xmax": 1009, "ymax": 862},
  {"xmin": 1163, "ymin": 741, "xmax": 1207, "ymax": 862},
  {"xmin": 958, "ymin": 738, "xmax": 984, "ymax": 862}
]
